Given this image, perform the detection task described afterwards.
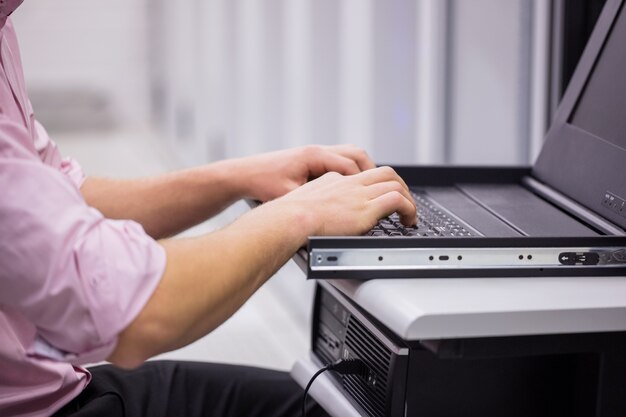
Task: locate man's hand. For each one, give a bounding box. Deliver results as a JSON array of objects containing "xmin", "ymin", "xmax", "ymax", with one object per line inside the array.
[
  {"xmin": 232, "ymin": 144, "xmax": 376, "ymax": 202},
  {"xmin": 266, "ymin": 165, "xmax": 417, "ymax": 241},
  {"xmin": 81, "ymin": 144, "xmax": 377, "ymax": 239}
]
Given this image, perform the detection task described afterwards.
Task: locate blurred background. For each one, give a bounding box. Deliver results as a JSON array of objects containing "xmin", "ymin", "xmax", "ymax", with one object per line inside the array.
[{"xmin": 10, "ymin": 0, "xmax": 606, "ymax": 369}]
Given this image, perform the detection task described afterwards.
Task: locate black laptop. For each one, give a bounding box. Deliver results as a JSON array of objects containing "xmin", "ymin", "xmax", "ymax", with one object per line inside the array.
[{"xmin": 303, "ymin": 0, "xmax": 626, "ymax": 279}]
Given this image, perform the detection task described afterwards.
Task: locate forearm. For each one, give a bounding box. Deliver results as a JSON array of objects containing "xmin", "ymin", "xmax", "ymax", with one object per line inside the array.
[
  {"xmin": 106, "ymin": 166, "xmax": 416, "ymax": 369},
  {"xmin": 80, "ymin": 144, "xmax": 378, "ymax": 239},
  {"xmin": 80, "ymin": 159, "xmax": 246, "ymax": 239},
  {"xmin": 107, "ymin": 200, "xmax": 312, "ymax": 368}
]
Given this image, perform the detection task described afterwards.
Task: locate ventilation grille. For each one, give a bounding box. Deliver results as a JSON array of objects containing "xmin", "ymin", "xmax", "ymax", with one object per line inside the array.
[{"xmin": 343, "ymin": 315, "xmax": 392, "ymax": 417}]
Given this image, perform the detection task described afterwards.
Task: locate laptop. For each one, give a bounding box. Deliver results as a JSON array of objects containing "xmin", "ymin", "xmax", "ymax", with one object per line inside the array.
[{"xmin": 303, "ymin": 0, "xmax": 626, "ymax": 279}]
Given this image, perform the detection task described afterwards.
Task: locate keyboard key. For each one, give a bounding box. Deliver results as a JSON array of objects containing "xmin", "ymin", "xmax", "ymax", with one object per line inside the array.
[{"xmin": 368, "ymin": 191, "xmax": 477, "ymax": 238}]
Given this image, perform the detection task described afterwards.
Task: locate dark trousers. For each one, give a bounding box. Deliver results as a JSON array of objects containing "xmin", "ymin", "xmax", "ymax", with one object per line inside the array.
[{"xmin": 53, "ymin": 360, "xmax": 329, "ymax": 417}]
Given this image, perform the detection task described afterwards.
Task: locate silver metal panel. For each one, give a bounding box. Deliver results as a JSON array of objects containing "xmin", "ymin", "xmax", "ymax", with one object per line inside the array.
[
  {"xmin": 330, "ymin": 276, "xmax": 626, "ymax": 340},
  {"xmin": 311, "ymin": 247, "xmax": 626, "ymax": 271}
]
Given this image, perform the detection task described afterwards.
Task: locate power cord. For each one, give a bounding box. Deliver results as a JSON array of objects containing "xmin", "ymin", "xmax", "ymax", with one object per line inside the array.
[{"xmin": 302, "ymin": 358, "xmax": 369, "ymax": 417}]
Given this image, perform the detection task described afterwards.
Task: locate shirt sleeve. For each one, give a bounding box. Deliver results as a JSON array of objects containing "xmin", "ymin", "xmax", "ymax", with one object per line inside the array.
[{"xmin": 0, "ymin": 117, "xmax": 166, "ymax": 364}]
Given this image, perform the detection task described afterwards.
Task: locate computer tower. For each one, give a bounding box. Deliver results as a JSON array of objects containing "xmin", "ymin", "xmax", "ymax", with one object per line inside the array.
[{"xmin": 311, "ymin": 282, "xmax": 600, "ymax": 417}]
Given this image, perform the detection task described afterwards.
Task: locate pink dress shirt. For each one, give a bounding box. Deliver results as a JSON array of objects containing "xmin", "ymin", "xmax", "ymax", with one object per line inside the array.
[{"xmin": 0, "ymin": 7, "xmax": 166, "ymax": 417}]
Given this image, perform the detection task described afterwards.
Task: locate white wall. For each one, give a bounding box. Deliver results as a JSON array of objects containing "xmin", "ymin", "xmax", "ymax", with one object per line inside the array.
[
  {"xmin": 12, "ymin": 0, "xmax": 151, "ymax": 130},
  {"xmin": 448, "ymin": 0, "xmax": 532, "ymax": 164},
  {"xmin": 154, "ymin": 0, "xmax": 550, "ymax": 167},
  {"xmin": 11, "ymin": 1, "xmax": 551, "ymax": 164}
]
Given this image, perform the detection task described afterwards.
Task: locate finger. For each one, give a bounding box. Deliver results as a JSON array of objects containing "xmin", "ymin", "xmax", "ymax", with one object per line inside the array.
[
  {"xmin": 327, "ymin": 144, "xmax": 377, "ymax": 171},
  {"xmin": 308, "ymin": 152, "xmax": 361, "ymax": 177},
  {"xmin": 356, "ymin": 166, "xmax": 411, "ymax": 192},
  {"xmin": 368, "ymin": 191, "xmax": 417, "ymax": 226},
  {"xmin": 366, "ymin": 180, "xmax": 416, "ymax": 208}
]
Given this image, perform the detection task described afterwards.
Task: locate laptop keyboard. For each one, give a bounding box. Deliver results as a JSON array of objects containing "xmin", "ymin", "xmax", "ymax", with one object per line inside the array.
[{"xmin": 367, "ymin": 191, "xmax": 477, "ymax": 237}]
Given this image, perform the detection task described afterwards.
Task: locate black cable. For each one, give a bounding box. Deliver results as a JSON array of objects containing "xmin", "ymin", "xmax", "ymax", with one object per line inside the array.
[
  {"xmin": 302, "ymin": 363, "xmax": 331, "ymax": 417},
  {"xmin": 302, "ymin": 359, "xmax": 369, "ymax": 417}
]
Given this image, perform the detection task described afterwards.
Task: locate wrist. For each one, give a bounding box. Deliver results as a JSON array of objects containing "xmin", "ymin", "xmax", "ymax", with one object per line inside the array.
[
  {"xmin": 200, "ymin": 158, "xmax": 249, "ymax": 201},
  {"xmin": 260, "ymin": 198, "xmax": 317, "ymax": 247},
  {"xmin": 221, "ymin": 157, "xmax": 257, "ymax": 200}
]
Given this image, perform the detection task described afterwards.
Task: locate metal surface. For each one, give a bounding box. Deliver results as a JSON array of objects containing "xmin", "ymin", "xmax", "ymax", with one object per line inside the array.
[{"xmin": 311, "ymin": 247, "xmax": 626, "ymax": 270}]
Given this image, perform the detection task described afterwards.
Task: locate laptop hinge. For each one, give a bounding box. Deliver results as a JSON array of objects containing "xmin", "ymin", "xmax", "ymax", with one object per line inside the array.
[{"xmin": 523, "ymin": 176, "xmax": 626, "ymax": 236}]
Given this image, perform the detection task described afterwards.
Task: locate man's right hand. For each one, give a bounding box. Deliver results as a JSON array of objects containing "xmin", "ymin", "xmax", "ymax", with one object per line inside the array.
[{"xmin": 266, "ymin": 165, "xmax": 417, "ymax": 243}]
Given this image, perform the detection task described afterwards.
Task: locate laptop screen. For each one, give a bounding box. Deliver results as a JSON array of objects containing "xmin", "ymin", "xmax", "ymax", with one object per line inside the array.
[
  {"xmin": 533, "ymin": 0, "xmax": 626, "ymax": 231},
  {"xmin": 569, "ymin": 5, "xmax": 626, "ymax": 152}
]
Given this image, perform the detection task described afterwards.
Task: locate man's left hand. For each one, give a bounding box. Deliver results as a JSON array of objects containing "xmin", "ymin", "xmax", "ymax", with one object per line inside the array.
[{"xmin": 232, "ymin": 144, "xmax": 376, "ymax": 202}]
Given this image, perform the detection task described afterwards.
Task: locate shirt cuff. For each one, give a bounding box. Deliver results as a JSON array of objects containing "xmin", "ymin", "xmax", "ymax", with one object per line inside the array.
[
  {"xmin": 29, "ymin": 335, "xmax": 116, "ymax": 366},
  {"xmin": 76, "ymin": 219, "xmax": 167, "ymax": 353}
]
